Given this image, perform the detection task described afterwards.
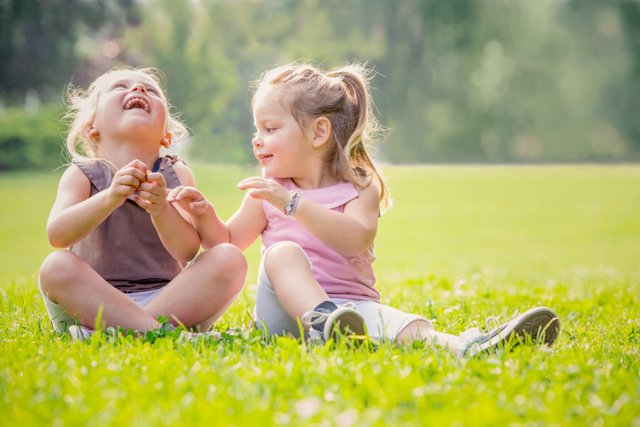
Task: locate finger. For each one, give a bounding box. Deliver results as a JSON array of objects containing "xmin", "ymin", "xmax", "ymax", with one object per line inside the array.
[
  {"xmin": 146, "ymin": 172, "xmax": 166, "ymax": 188},
  {"xmin": 237, "ymin": 178, "xmax": 271, "ymax": 190},
  {"xmin": 173, "ymin": 186, "xmax": 193, "ymax": 199},
  {"xmin": 126, "ymin": 159, "xmax": 149, "ymax": 176},
  {"xmin": 166, "ymin": 187, "xmax": 180, "ymax": 201},
  {"xmin": 115, "ymin": 174, "xmax": 143, "ymax": 190},
  {"xmin": 237, "ymin": 176, "xmax": 265, "ymax": 188},
  {"xmin": 247, "ymin": 188, "xmax": 270, "ymax": 199},
  {"xmin": 189, "ymin": 200, "xmax": 208, "ymax": 212},
  {"xmin": 117, "ymin": 167, "xmax": 147, "ymax": 184},
  {"xmin": 133, "ymin": 195, "xmax": 150, "ymax": 209}
]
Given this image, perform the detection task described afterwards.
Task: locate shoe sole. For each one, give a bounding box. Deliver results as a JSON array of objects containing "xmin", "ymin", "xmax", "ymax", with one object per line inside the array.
[
  {"xmin": 478, "ymin": 306, "xmax": 560, "ymax": 354},
  {"xmin": 324, "ymin": 308, "xmax": 366, "ymax": 341}
]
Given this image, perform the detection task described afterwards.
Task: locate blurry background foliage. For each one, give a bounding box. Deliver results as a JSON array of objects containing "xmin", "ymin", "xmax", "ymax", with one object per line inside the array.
[{"xmin": 1, "ymin": 0, "xmax": 639, "ymax": 170}]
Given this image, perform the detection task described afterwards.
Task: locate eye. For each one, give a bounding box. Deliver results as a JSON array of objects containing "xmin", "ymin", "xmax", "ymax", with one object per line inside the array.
[
  {"xmin": 265, "ymin": 127, "xmax": 277, "ymax": 133},
  {"xmin": 110, "ymin": 83, "xmax": 127, "ymax": 91},
  {"xmin": 146, "ymin": 86, "xmax": 160, "ymax": 96}
]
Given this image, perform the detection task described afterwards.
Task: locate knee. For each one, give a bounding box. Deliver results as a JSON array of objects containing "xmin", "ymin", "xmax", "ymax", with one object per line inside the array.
[
  {"xmin": 263, "ymin": 241, "xmax": 306, "ymax": 272},
  {"xmin": 201, "ymin": 243, "xmax": 247, "ymax": 294},
  {"xmin": 395, "ymin": 320, "xmax": 434, "ymax": 343},
  {"xmin": 38, "ymin": 251, "xmax": 81, "ymax": 295}
]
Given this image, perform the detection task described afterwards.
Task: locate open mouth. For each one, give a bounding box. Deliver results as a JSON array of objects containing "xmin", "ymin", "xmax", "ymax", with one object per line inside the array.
[
  {"xmin": 124, "ymin": 96, "xmax": 150, "ymax": 112},
  {"xmin": 256, "ymin": 153, "xmax": 273, "ymax": 161}
]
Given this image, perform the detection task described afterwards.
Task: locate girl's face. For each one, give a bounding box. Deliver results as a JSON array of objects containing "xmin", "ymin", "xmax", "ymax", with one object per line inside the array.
[
  {"xmin": 251, "ymin": 87, "xmax": 313, "ymax": 178},
  {"xmin": 91, "ymin": 71, "xmax": 168, "ymax": 148}
]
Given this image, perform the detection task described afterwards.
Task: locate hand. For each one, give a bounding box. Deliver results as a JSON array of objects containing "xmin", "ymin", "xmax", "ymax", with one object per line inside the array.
[
  {"xmin": 167, "ymin": 186, "xmax": 210, "ymax": 216},
  {"xmin": 237, "ymin": 177, "xmax": 290, "ymax": 211},
  {"xmin": 135, "ymin": 172, "xmax": 169, "ymax": 217},
  {"xmin": 107, "ymin": 160, "xmax": 148, "ymax": 207}
]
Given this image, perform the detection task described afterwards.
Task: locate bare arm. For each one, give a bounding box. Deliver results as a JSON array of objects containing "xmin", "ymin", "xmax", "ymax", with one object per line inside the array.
[
  {"xmin": 293, "ymin": 184, "xmax": 379, "ymax": 256},
  {"xmin": 168, "ymin": 185, "xmax": 266, "ymax": 251},
  {"xmin": 167, "ymin": 185, "xmax": 231, "ymax": 249},
  {"xmin": 226, "ymin": 193, "xmax": 268, "ymax": 251},
  {"xmin": 47, "ymin": 161, "xmax": 147, "ymax": 248},
  {"xmin": 237, "ymin": 177, "xmax": 380, "ymax": 256},
  {"xmin": 136, "ymin": 162, "xmax": 201, "ymax": 263}
]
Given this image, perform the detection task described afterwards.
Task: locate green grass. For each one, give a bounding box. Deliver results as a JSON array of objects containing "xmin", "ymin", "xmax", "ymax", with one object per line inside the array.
[{"xmin": 1, "ymin": 164, "xmax": 639, "ymax": 426}]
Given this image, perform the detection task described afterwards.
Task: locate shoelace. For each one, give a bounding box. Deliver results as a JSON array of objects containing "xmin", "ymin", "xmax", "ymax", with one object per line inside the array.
[
  {"xmin": 301, "ymin": 302, "xmax": 357, "ymax": 327},
  {"xmin": 484, "ymin": 311, "xmax": 520, "ymax": 337},
  {"xmin": 484, "ymin": 316, "xmax": 501, "ymax": 333}
]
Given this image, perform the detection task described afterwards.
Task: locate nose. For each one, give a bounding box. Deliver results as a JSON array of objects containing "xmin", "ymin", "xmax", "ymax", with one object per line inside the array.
[
  {"xmin": 252, "ymin": 135, "xmax": 262, "ymax": 148},
  {"xmin": 131, "ymin": 83, "xmax": 147, "ymax": 93}
]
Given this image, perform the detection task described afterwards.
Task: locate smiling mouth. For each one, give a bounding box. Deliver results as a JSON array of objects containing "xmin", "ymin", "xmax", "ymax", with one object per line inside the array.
[
  {"xmin": 124, "ymin": 97, "xmax": 150, "ymax": 112},
  {"xmin": 256, "ymin": 153, "xmax": 273, "ymax": 161}
]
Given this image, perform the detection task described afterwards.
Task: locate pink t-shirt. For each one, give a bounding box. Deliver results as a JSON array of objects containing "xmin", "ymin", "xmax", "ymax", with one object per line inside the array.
[{"xmin": 261, "ymin": 178, "xmax": 380, "ymax": 302}]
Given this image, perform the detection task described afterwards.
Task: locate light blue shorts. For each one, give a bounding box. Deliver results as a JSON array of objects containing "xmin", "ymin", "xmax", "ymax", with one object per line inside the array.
[
  {"xmin": 253, "ymin": 243, "xmax": 432, "ymax": 342},
  {"xmin": 39, "ymin": 285, "xmax": 160, "ymax": 334}
]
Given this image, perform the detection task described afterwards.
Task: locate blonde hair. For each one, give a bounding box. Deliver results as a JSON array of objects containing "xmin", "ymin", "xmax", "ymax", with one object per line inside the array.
[
  {"xmin": 63, "ymin": 67, "xmax": 189, "ymax": 161},
  {"xmin": 251, "ymin": 62, "xmax": 391, "ymax": 212}
]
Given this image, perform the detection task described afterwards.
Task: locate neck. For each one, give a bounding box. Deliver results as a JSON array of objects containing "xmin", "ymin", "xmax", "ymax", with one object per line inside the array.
[
  {"xmin": 291, "ymin": 164, "xmax": 338, "ymax": 190},
  {"xmin": 97, "ymin": 138, "xmax": 160, "ymax": 170}
]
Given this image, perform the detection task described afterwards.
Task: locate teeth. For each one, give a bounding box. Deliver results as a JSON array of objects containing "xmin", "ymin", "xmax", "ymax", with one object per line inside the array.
[{"xmin": 125, "ymin": 97, "xmax": 149, "ymax": 112}]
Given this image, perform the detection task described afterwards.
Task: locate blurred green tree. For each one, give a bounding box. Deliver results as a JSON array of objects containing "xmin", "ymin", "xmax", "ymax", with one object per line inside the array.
[
  {"xmin": 1, "ymin": 0, "xmax": 638, "ymax": 167},
  {"xmin": 0, "ymin": 0, "xmax": 138, "ymax": 103}
]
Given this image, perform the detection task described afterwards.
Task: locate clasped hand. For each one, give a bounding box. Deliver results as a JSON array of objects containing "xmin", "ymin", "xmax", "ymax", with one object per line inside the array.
[{"xmin": 108, "ymin": 159, "xmax": 168, "ymax": 217}]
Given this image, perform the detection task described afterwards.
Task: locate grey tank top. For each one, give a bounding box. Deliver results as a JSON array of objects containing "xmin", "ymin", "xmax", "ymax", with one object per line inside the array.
[{"xmin": 70, "ymin": 156, "xmax": 183, "ymax": 293}]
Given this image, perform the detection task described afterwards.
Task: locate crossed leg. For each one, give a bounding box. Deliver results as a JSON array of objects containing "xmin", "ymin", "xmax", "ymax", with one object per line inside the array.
[{"xmin": 38, "ymin": 243, "xmax": 247, "ymax": 332}]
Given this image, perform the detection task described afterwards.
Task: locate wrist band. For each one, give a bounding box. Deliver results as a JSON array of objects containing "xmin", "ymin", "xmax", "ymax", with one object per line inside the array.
[{"xmin": 284, "ymin": 191, "xmax": 300, "ymax": 216}]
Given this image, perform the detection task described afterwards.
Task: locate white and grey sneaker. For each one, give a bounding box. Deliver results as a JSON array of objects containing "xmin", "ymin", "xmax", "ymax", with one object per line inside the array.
[
  {"xmin": 68, "ymin": 324, "xmax": 95, "ymax": 342},
  {"xmin": 459, "ymin": 306, "xmax": 560, "ymax": 358},
  {"xmin": 302, "ymin": 301, "xmax": 366, "ymax": 343},
  {"xmin": 177, "ymin": 329, "xmax": 222, "ymax": 344},
  {"xmin": 68, "ymin": 325, "xmax": 124, "ymax": 342}
]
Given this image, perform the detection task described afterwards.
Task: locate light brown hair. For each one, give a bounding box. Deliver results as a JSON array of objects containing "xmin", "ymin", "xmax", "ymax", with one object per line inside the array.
[{"xmin": 252, "ymin": 62, "xmax": 391, "ymax": 212}]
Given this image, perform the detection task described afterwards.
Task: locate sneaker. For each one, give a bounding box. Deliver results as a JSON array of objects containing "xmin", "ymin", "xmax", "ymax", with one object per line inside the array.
[
  {"xmin": 68, "ymin": 325, "xmax": 124, "ymax": 342},
  {"xmin": 177, "ymin": 329, "xmax": 222, "ymax": 344},
  {"xmin": 459, "ymin": 306, "xmax": 560, "ymax": 358},
  {"xmin": 68, "ymin": 324, "xmax": 94, "ymax": 342},
  {"xmin": 301, "ymin": 301, "xmax": 366, "ymax": 342}
]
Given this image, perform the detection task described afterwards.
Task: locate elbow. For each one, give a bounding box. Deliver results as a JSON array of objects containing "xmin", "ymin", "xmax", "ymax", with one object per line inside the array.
[
  {"xmin": 180, "ymin": 243, "xmax": 201, "ymax": 264},
  {"xmin": 47, "ymin": 230, "xmax": 69, "ymax": 249},
  {"xmin": 343, "ymin": 236, "xmax": 375, "ymax": 257}
]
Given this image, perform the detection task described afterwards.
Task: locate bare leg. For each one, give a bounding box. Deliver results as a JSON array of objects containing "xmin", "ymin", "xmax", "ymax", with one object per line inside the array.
[
  {"xmin": 144, "ymin": 243, "xmax": 247, "ymax": 331},
  {"xmin": 263, "ymin": 242, "xmax": 328, "ymax": 319},
  {"xmin": 396, "ymin": 320, "xmax": 464, "ymax": 356},
  {"xmin": 38, "ymin": 251, "xmax": 159, "ymax": 331}
]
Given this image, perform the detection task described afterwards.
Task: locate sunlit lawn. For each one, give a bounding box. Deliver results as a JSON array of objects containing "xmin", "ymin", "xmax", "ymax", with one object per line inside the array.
[{"xmin": 1, "ymin": 164, "xmax": 638, "ymax": 426}]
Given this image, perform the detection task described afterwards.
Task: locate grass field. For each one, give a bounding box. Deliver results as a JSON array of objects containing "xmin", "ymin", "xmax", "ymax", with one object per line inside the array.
[{"xmin": 1, "ymin": 164, "xmax": 638, "ymax": 426}]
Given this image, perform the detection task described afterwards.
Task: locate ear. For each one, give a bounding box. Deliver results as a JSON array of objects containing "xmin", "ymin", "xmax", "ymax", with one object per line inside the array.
[
  {"xmin": 85, "ymin": 124, "xmax": 100, "ymax": 142},
  {"xmin": 310, "ymin": 117, "xmax": 332, "ymax": 148},
  {"xmin": 161, "ymin": 131, "xmax": 172, "ymax": 148}
]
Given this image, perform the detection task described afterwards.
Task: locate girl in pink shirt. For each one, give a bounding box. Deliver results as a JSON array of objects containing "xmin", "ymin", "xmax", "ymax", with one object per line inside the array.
[{"xmin": 170, "ymin": 63, "xmax": 559, "ymax": 356}]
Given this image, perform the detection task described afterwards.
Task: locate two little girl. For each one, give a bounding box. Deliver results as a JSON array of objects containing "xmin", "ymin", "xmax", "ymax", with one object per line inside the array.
[{"xmin": 39, "ymin": 64, "xmax": 560, "ymax": 356}]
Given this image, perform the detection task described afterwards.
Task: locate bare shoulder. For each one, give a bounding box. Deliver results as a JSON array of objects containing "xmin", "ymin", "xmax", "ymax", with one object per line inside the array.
[
  {"xmin": 58, "ymin": 163, "xmax": 90, "ymax": 192},
  {"xmin": 172, "ymin": 160, "xmax": 196, "ymax": 187},
  {"xmin": 52, "ymin": 163, "xmax": 92, "ymax": 208},
  {"xmin": 344, "ymin": 179, "xmax": 381, "ymax": 219},
  {"xmin": 354, "ymin": 179, "xmax": 381, "ymax": 206}
]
